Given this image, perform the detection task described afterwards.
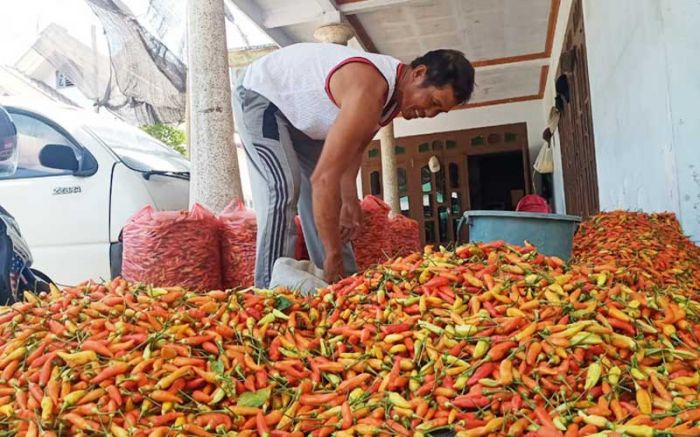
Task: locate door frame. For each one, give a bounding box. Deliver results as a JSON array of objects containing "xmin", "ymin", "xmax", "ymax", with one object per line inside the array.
[{"xmin": 361, "ymin": 122, "xmax": 531, "ymax": 245}]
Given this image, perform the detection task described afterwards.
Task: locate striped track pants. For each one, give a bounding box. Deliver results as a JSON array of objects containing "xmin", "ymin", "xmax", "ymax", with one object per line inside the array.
[{"xmin": 232, "ymin": 78, "xmax": 358, "ymax": 288}]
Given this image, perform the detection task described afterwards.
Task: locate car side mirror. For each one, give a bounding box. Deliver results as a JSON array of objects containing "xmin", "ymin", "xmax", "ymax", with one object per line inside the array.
[{"xmin": 39, "ymin": 144, "xmax": 79, "ymax": 172}]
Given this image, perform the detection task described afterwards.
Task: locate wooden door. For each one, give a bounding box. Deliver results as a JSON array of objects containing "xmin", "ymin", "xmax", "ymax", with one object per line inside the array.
[
  {"xmin": 410, "ymin": 138, "xmax": 471, "ymax": 246},
  {"xmin": 557, "ymin": 0, "xmax": 599, "ymax": 218}
]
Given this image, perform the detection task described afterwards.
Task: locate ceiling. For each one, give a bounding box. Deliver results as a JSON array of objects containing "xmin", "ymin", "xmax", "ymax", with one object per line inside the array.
[{"xmin": 227, "ymin": 0, "xmax": 561, "ymax": 108}]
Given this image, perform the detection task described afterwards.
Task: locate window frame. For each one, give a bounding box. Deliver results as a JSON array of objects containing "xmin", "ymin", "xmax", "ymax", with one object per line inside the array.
[{"xmin": 2, "ymin": 107, "xmax": 98, "ymax": 180}]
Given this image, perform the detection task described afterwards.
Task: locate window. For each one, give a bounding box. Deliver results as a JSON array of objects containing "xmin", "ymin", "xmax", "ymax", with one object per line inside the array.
[
  {"xmin": 471, "ymin": 136, "xmax": 485, "ymax": 146},
  {"xmin": 397, "ymin": 167, "xmax": 409, "ymax": 216},
  {"xmin": 1, "ymin": 112, "xmax": 76, "ymax": 179},
  {"xmin": 368, "ymin": 148, "xmax": 380, "ymax": 159},
  {"xmin": 370, "ymin": 171, "xmax": 381, "ymax": 195},
  {"xmin": 86, "ymin": 124, "xmax": 188, "ymax": 173},
  {"xmin": 449, "ymin": 163, "xmax": 460, "ymax": 189},
  {"xmin": 56, "ymin": 71, "xmax": 74, "ymax": 89},
  {"xmin": 421, "ymin": 165, "xmax": 432, "ymax": 193},
  {"xmin": 435, "ymin": 168, "xmax": 446, "ymax": 203},
  {"xmin": 438, "ymin": 206, "xmax": 449, "ymax": 242}
]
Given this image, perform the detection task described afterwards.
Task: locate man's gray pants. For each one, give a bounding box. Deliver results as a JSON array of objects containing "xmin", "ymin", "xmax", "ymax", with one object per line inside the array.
[{"xmin": 233, "ymin": 77, "xmax": 358, "ymax": 288}]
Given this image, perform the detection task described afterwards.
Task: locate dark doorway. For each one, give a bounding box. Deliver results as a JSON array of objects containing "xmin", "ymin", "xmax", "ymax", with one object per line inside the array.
[{"xmin": 468, "ymin": 151, "xmax": 527, "ymax": 211}]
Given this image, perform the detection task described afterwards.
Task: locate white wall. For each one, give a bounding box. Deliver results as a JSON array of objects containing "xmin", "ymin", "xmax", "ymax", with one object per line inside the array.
[
  {"xmin": 541, "ymin": 0, "xmax": 573, "ymax": 214},
  {"xmin": 661, "ymin": 0, "xmax": 700, "ymax": 243},
  {"xmin": 583, "ymin": 0, "xmax": 700, "ymax": 242},
  {"xmin": 393, "ymin": 99, "xmax": 546, "ymax": 163}
]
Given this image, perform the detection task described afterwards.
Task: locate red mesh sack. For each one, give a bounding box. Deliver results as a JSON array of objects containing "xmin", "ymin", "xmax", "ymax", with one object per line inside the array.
[
  {"xmin": 122, "ymin": 204, "xmax": 222, "ymax": 291},
  {"xmin": 352, "ymin": 195, "xmax": 392, "ymax": 270},
  {"xmin": 389, "ymin": 213, "xmax": 421, "ymax": 257},
  {"xmin": 516, "ymin": 194, "xmax": 551, "ymax": 213},
  {"xmin": 219, "ymin": 199, "xmax": 257, "ymax": 289},
  {"xmin": 294, "ymin": 215, "xmax": 310, "ymax": 261}
]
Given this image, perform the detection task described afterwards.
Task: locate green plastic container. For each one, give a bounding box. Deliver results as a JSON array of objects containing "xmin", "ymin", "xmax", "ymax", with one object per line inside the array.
[{"xmin": 458, "ymin": 210, "xmax": 581, "ymax": 260}]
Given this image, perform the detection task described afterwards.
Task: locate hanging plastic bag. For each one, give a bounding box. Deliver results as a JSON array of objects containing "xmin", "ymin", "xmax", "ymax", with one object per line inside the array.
[
  {"xmin": 122, "ymin": 204, "xmax": 222, "ymax": 291},
  {"xmin": 534, "ymin": 141, "xmax": 554, "ymax": 174},
  {"xmin": 219, "ymin": 199, "xmax": 257, "ymax": 289}
]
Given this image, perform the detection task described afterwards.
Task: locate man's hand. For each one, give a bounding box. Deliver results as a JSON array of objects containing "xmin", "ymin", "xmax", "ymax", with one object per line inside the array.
[
  {"xmin": 339, "ymin": 200, "xmax": 362, "ymax": 243},
  {"xmin": 323, "ymin": 251, "xmax": 344, "ymax": 283}
]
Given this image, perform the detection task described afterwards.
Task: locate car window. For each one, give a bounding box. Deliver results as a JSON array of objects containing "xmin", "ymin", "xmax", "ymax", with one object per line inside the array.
[
  {"xmin": 0, "ymin": 112, "xmax": 75, "ymax": 179},
  {"xmin": 85, "ymin": 124, "xmax": 189, "ymax": 173}
]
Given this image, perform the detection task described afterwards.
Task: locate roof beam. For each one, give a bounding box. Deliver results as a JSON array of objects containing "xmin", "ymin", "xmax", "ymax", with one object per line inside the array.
[
  {"xmin": 475, "ymin": 57, "xmax": 550, "ymax": 72},
  {"xmin": 337, "ymin": 0, "xmax": 415, "ymax": 15},
  {"xmin": 263, "ymin": 6, "xmax": 341, "ymax": 28},
  {"xmin": 226, "ymin": 0, "xmax": 296, "ymax": 46}
]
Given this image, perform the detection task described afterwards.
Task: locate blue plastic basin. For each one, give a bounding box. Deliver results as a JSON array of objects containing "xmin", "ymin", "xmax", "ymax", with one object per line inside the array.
[{"xmin": 458, "ymin": 210, "xmax": 582, "ymax": 260}]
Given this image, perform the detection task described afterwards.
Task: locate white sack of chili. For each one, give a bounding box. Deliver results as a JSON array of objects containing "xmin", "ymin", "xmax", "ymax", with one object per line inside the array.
[
  {"xmin": 219, "ymin": 199, "xmax": 257, "ymax": 289},
  {"xmin": 351, "ymin": 195, "xmax": 392, "ymax": 270},
  {"xmin": 121, "ymin": 204, "xmax": 222, "ymax": 291}
]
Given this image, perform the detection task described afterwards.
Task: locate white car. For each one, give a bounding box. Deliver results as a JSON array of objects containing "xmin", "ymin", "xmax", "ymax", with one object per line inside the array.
[{"xmin": 0, "ymin": 97, "xmax": 189, "ymax": 285}]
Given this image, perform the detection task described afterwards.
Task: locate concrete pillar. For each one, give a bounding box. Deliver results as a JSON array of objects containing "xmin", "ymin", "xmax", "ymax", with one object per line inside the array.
[
  {"xmin": 379, "ymin": 121, "xmax": 400, "ymax": 214},
  {"xmin": 313, "ymin": 23, "xmax": 355, "ymax": 45},
  {"xmin": 186, "ymin": 0, "xmax": 242, "ymax": 212}
]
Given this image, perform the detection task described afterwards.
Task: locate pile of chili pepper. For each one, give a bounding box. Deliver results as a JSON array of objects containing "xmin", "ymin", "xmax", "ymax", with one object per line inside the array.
[
  {"xmin": 573, "ymin": 211, "xmax": 700, "ymax": 294},
  {"xmin": 0, "ymin": 212, "xmax": 699, "ymax": 436}
]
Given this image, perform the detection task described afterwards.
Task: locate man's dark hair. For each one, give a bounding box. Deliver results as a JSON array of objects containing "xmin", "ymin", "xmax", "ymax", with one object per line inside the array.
[{"xmin": 410, "ymin": 50, "xmax": 475, "ymax": 104}]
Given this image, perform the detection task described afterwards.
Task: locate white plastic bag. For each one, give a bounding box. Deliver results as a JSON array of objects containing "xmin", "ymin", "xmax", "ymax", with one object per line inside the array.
[
  {"xmin": 534, "ymin": 141, "xmax": 554, "ymax": 174},
  {"xmin": 269, "ymin": 257, "xmax": 328, "ymax": 296}
]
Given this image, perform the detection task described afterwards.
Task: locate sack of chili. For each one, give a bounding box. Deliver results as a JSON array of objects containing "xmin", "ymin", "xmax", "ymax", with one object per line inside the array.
[
  {"xmin": 389, "ymin": 212, "xmax": 421, "ymax": 257},
  {"xmin": 352, "ymin": 195, "xmax": 392, "ymax": 270},
  {"xmin": 220, "ymin": 199, "xmax": 257, "ymax": 289},
  {"xmin": 122, "ymin": 204, "xmax": 222, "ymax": 291}
]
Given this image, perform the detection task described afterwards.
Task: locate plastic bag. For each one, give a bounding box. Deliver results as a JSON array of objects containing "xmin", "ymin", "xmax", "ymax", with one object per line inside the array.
[
  {"xmin": 219, "ymin": 199, "xmax": 257, "ymax": 289},
  {"xmin": 269, "ymin": 257, "xmax": 327, "ymax": 296},
  {"xmin": 534, "ymin": 141, "xmax": 554, "ymax": 174},
  {"xmin": 389, "ymin": 213, "xmax": 421, "ymax": 257},
  {"xmin": 122, "ymin": 204, "xmax": 222, "ymax": 291},
  {"xmin": 516, "ymin": 194, "xmax": 552, "ymax": 213},
  {"xmin": 352, "ymin": 195, "xmax": 392, "ymax": 270}
]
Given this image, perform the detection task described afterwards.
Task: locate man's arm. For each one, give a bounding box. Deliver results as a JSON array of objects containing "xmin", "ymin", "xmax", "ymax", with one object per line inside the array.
[
  {"xmin": 338, "ymin": 151, "xmax": 365, "ymax": 243},
  {"xmin": 340, "ymin": 152, "xmax": 364, "ymax": 203},
  {"xmin": 311, "ymin": 63, "xmax": 386, "ymax": 281}
]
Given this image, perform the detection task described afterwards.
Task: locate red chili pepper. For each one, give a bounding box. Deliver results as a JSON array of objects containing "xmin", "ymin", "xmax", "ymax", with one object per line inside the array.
[
  {"xmin": 607, "ymin": 318, "xmax": 636, "ymax": 336},
  {"xmin": 91, "ymin": 362, "xmax": 130, "ymax": 384},
  {"xmin": 81, "ymin": 340, "xmax": 113, "ymax": 358},
  {"xmin": 380, "ymin": 323, "xmax": 411, "ymax": 334},
  {"xmin": 452, "ymin": 395, "xmax": 490, "ymax": 409},
  {"xmin": 468, "ymin": 362, "xmax": 497, "ymax": 386},
  {"xmin": 534, "ymin": 406, "xmax": 557, "ymax": 430}
]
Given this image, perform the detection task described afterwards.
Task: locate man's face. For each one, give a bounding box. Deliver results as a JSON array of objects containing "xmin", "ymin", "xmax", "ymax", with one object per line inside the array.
[{"xmin": 400, "ymin": 65, "xmax": 459, "ymax": 120}]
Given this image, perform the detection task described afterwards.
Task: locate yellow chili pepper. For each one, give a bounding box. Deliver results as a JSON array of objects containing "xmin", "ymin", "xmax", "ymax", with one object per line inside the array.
[
  {"xmin": 57, "ymin": 350, "xmax": 97, "ymax": 367},
  {"xmin": 636, "ymin": 388, "xmax": 652, "ymax": 415},
  {"xmin": 585, "ymin": 362, "xmax": 602, "ymax": 391}
]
